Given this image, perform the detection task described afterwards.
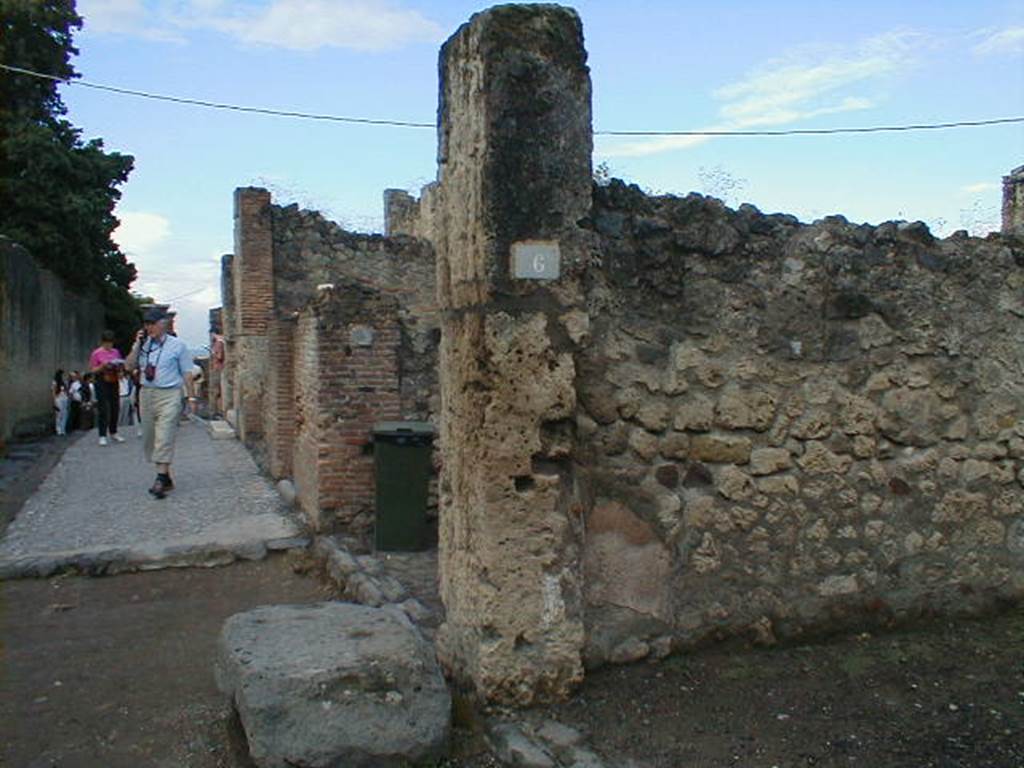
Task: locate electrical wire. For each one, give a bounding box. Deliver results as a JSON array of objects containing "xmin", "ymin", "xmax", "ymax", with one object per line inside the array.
[{"xmin": 3, "ymin": 63, "xmax": 1023, "ymax": 136}]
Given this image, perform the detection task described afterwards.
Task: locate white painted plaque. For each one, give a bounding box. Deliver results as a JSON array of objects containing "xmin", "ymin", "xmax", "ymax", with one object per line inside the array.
[{"xmin": 511, "ymin": 241, "xmax": 560, "ymax": 280}]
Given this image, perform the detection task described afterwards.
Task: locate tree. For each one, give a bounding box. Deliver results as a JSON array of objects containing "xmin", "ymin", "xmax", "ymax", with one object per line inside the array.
[{"xmin": 0, "ymin": 0, "xmax": 139, "ymax": 347}]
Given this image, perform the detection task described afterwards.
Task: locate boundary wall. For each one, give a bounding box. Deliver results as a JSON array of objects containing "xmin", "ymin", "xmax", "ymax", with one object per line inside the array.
[{"xmin": 0, "ymin": 238, "xmax": 104, "ymax": 443}]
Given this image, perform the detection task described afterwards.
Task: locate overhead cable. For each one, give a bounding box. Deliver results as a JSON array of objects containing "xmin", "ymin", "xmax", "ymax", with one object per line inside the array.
[{"xmin": 3, "ymin": 63, "xmax": 1023, "ymax": 137}]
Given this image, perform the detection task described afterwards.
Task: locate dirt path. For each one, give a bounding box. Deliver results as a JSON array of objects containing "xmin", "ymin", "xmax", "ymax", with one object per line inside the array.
[
  {"xmin": 0, "ymin": 556, "xmax": 331, "ymax": 768},
  {"xmin": 444, "ymin": 607, "xmax": 1024, "ymax": 768}
]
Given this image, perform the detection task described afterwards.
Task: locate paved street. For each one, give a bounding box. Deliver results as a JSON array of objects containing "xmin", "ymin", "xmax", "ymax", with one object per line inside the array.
[{"xmin": 0, "ymin": 420, "xmax": 304, "ymax": 578}]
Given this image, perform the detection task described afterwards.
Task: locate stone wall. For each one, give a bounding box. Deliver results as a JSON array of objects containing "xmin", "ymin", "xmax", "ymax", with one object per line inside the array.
[
  {"xmin": 574, "ymin": 182, "xmax": 1024, "ymax": 666},
  {"xmin": 0, "ymin": 238, "xmax": 104, "ymax": 442}
]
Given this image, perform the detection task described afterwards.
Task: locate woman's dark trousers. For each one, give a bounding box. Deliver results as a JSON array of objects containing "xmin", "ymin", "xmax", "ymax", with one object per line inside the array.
[{"xmin": 96, "ymin": 380, "xmax": 120, "ymax": 437}]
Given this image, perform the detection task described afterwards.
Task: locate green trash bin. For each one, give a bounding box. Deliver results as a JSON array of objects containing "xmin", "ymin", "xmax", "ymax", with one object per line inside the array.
[{"xmin": 373, "ymin": 421, "xmax": 434, "ymax": 552}]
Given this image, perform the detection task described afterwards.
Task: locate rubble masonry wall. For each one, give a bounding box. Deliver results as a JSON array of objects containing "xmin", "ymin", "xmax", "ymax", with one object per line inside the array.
[{"xmin": 575, "ymin": 181, "xmax": 1024, "ymax": 665}]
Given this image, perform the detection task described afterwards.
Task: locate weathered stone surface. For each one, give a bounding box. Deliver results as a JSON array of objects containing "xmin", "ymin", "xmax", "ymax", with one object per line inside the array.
[
  {"xmin": 215, "ymin": 603, "xmax": 450, "ymax": 768},
  {"xmin": 435, "ymin": 4, "xmax": 591, "ymax": 705},
  {"xmin": 673, "ymin": 395, "xmax": 715, "ymax": 432},
  {"xmin": 749, "ymin": 447, "xmax": 792, "ymax": 476},
  {"xmin": 717, "ymin": 466, "xmax": 755, "ymax": 501},
  {"xmin": 488, "ymin": 723, "xmax": 555, "ymax": 768},
  {"xmin": 689, "ymin": 434, "xmax": 752, "ymax": 464},
  {"xmin": 584, "ymin": 501, "xmax": 671, "ymax": 621},
  {"xmin": 715, "ymin": 386, "xmax": 777, "ymax": 431},
  {"xmin": 879, "ymin": 388, "xmax": 945, "ymax": 446}
]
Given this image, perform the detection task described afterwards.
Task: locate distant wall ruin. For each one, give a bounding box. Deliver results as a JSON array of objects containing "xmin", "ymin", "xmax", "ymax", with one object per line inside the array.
[
  {"xmin": 221, "ymin": 3, "xmax": 1024, "ymax": 708},
  {"xmin": 1003, "ymin": 165, "xmax": 1024, "ymax": 236},
  {"xmin": 225, "ymin": 188, "xmax": 439, "ymax": 532}
]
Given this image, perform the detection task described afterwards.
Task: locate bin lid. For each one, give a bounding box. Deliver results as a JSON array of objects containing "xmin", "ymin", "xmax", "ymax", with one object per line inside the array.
[{"xmin": 373, "ymin": 421, "xmax": 435, "ymax": 435}]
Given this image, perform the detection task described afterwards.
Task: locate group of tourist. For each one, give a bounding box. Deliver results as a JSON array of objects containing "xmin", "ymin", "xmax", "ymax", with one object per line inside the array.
[
  {"xmin": 51, "ymin": 307, "xmax": 199, "ymax": 499},
  {"xmin": 52, "ymin": 365, "xmax": 139, "ymax": 438}
]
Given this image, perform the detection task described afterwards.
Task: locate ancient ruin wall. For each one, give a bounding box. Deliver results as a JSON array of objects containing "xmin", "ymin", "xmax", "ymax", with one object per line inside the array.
[
  {"xmin": 1003, "ymin": 165, "xmax": 1024, "ymax": 236},
  {"xmin": 270, "ymin": 203, "xmax": 439, "ymax": 422},
  {"xmin": 575, "ymin": 180, "xmax": 1024, "ymax": 665}
]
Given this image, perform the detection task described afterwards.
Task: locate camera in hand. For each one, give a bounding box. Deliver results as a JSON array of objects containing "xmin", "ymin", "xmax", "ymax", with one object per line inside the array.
[{"xmin": 144, "ymin": 364, "xmax": 156, "ymax": 381}]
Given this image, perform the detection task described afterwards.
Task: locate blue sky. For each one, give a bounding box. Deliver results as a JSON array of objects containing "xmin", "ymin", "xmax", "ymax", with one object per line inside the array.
[{"xmin": 59, "ymin": 0, "xmax": 1024, "ymax": 347}]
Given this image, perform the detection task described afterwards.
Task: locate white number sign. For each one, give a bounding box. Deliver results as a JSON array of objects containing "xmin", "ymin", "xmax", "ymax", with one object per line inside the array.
[{"xmin": 512, "ymin": 241, "xmax": 560, "ymax": 280}]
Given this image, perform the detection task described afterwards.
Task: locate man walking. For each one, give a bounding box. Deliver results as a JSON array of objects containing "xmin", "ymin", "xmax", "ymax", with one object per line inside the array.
[{"xmin": 126, "ymin": 308, "xmax": 198, "ymax": 499}]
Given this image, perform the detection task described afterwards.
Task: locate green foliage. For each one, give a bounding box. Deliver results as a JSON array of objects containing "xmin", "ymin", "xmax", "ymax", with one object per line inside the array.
[{"xmin": 0, "ymin": 0, "xmax": 139, "ymax": 343}]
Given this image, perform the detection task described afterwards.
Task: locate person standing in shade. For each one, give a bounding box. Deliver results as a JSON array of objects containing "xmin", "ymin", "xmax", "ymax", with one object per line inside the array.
[
  {"xmin": 126, "ymin": 308, "xmax": 198, "ymax": 498},
  {"xmin": 89, "ymin": 330, "xmax": 125, "ymax": 446},
  {"xmin": 67, "ymin": 371, "xmax": 83, "ymax": 431},
  {"xmin": 117, "ymin": 367, "xmax": 135, "ymax": 431},
  {"xmin": 52, "ymin": 370, "xmax": 69, "ymax": 436}
]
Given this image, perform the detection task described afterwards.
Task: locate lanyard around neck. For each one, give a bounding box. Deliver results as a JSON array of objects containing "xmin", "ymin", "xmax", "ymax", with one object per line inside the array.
[{"xmin": 144, "ymin": 337, "xmax": 166, "ymax": 369}]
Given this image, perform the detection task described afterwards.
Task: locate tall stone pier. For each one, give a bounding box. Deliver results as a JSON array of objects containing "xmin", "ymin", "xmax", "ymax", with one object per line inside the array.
[
  {"xmin": 232, "ymin": 188, "xmax": 274, "ymax": 442},
  {"xmin": 434, "ymin": 5, "xmax": 594, "ymax": 704}
]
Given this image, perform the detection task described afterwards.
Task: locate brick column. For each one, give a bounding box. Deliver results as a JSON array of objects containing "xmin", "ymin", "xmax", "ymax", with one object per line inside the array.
[
  {"xmin": 233, "ymin": 188, "xmax": 274, "ymax": 442},
  {"xmin": 293, "ymin": 285, "xmax": 401, "ymax": 532},
  {"xmin": 265, "ymin": 317, "xmax": 297, "ymax": 479},
  {"xmin": 435, "ymin": 5, "xmax": 594, "ymax": 705}
]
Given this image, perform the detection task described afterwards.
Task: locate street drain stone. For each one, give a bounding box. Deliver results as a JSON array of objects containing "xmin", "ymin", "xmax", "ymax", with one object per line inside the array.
[{"xmin": 215, "ymin": 601, "xmax": 451, "ymax": 767}]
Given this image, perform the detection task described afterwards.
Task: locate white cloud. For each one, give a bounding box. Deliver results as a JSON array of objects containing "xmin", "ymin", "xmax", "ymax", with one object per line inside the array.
[
  {"xmin": 113, "ymin": 211, "xmax": 171, "ymax": 255},
  {"xmin": 78, "ymin": 0, "xmax": 184, "ymax": 42},
  {"xmin": 602, "ymin": 31, "xmax": 920, "ymax": 158},
  {"xmin": 79, "ymin": 0, "xmax": 442, "ymax": 51},
  {"xmin": 961, "ymin": 182, "xmax": 999, "ymax": 194},
  {"xmin": 973, "ymin": 26, "xmax": 1024, "ymax": 56},
  {"xmin": 191, "ymin": 0, "xmax": 443, "ymax": 51}
]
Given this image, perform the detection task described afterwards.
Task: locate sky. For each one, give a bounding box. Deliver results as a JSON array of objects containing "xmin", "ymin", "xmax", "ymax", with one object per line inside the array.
[{"xmin": 53, "ymin": 0, "xmax": 1024, "ymax": 348}]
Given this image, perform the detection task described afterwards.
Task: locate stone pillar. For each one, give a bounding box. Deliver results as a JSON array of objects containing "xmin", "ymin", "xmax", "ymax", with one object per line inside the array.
[
  {"xmin": 233, "ymin": 188, "xmax": 275, "ymax": 443},
  {"xmin": 1002, "ymin": 165, "xmax": 1024, "ymax": 236},
  {"xmin": 220, "ymin": 254, "xmax": 237, "ymax": 426},
  {"xmin": 434, "ymin": 5, "xmax": 594, "ymax": 705}
]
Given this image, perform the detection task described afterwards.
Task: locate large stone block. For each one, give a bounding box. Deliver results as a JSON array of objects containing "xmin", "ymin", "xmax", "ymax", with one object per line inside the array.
[{"xmin": 216, "ymin": 602, "xmax": 450, "ymax": 767}]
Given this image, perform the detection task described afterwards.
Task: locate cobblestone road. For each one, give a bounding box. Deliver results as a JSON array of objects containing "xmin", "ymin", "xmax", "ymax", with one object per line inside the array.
[{"xmin": 0, "ymin": 420, "xmax": 304, "ymax": 577}]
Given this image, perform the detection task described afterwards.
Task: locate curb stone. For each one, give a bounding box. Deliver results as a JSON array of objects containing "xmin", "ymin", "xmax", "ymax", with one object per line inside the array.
[
  {"xmin": 485, "ymin": 718, "xmax": 651, "ymax": 768},
  {"xmin": 312, "ymin": 535, "xmax": 436, "ymax": 630}
]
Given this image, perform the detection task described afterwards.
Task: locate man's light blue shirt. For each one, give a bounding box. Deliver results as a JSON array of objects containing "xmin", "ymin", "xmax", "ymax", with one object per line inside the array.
[{"xmin": 139, "ymin": 334, "xmax": 192, "ymax": 389}]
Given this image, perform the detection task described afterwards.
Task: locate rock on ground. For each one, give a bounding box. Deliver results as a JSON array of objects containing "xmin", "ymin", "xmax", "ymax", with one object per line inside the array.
[{"xmin": 215, "ymin": 601, "xmax": 451, "ymax": 767}]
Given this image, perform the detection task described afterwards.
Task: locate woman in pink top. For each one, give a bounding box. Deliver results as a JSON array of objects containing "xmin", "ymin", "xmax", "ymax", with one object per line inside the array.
[{"xmin": 89, "ymin": 330, "xmax": 126, "ymax": 446}]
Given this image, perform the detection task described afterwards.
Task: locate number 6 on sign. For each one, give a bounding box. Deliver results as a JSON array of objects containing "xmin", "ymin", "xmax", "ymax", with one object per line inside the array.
[{"xmin": 512, "ymin": 241, "xmax": 560, "ymax": 280}]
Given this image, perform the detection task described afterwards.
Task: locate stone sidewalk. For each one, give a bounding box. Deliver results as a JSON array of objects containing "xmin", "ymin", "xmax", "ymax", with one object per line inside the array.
[{"xmin": 0, "ymin": 421, "xmax": 305, "ymax": 578}]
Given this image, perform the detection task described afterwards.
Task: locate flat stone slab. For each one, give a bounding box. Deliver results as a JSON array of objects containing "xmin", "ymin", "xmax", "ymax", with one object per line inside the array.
[
  {"xmin": 0, "ymin": 424, "xmax": 302, "ymax": 578},
  {"xmin": 216, "ymin": 602, "xmax": 451, "ymax": 768}
]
